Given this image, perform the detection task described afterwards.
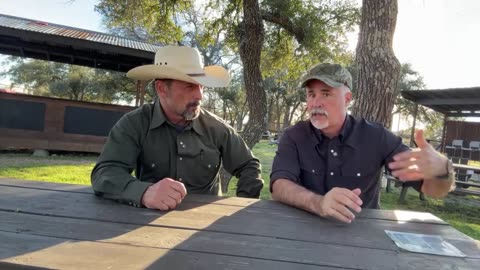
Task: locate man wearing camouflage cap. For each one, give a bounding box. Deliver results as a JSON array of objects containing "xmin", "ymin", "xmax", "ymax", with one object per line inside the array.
[{"xmin": 270, "ymin": 63, "xmax": 455, "ymax": 223}]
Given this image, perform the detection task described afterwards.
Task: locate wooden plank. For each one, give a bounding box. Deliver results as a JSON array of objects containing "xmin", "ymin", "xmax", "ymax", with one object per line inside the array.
[
  {"xmin": 452, "ymin": 188, "xmax": 480, "ymax": 197},
  {"xmin": 1, "ymin": 212, "xmax": 478, "ymax": 269},
  {"xmin": 0, "ymin": 187, "xmax": 475, "ymax": 256},
  {"xmin": 455, "ymin": 180, "xmax": 480, "ymax": 188},
  {"xmin": 0, "ymin": 178, "xmax": 447, "ymax": 224},
  {"xmin": 0, "ymin": 231, "xmax": 349, "ymax": 270}
]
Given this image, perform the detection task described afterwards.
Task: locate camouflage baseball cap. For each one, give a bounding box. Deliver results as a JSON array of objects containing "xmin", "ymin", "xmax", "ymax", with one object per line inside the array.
[{"xmin": 300, "ymin": 63, "xmax": 352, "ymax": 89}]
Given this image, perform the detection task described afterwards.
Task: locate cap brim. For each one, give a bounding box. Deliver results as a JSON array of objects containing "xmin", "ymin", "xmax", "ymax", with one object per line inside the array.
[
  {"xmin": 127, "ymin": 65, "xmax": 231, "ymax": 88},
  {"xmin": 300, "ymin": 75, "xmax": 344, "ymax": 89}
]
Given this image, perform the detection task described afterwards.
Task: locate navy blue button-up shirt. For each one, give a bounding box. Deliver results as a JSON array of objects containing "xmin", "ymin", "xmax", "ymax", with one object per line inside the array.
[{"xmin": 270, "ymin": 115, "xmax": 421, "ymax": 208}]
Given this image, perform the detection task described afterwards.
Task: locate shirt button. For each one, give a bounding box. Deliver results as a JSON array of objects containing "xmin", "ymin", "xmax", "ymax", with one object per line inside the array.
[
  {"xmin": 330, "ymin": 172, "xmax": 334, "ymax": 176},
  {"xmin": 179, "ymin": 157, "xmax": 183, "ymax": 161},
  {"xmin": 182, "ymin": 145, "xmax": 186, "ymax": 148},
  {"xmin": 357, "ymin": 173, "xmax": 361, "ymax": 176},
  {"xmin": 208, "ymin": 164, "xmax": 211, "ymax": 168},
  {"xmin": 312, "ymin": 169, "xmax": 315, "ymax": 173},
  {"xmin": 151, "ymin": 163, "xmax": 155, "ymax": 168},
  {"xmin": 330, "ymin": 149, "xmax": 334, "ymax": 153},
  {"xmin": 180, "ymin": 141, "xmax": 184, "ymax": 145},
  {"xmin": 333, "ymin": 152, "xmax": 338, "ymax": 157},
  {"xmin": 178, "ymin": 178, "xmax": 183, "ymax": 182}
]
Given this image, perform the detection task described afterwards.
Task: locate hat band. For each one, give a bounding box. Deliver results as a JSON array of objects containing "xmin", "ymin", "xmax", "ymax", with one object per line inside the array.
[{"xmin": 188, "ymin": 73, "xmax": 206, "ymax": 77}]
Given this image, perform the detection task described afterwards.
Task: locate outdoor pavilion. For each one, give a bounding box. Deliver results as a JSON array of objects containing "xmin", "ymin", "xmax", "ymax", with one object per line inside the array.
[
  {"xmin": 0, "ymin": 13, "xmax": 161, "ymax": 152},
  {"xmin": 401, "ymin": 87, "xmax": 480, "ymax": 151},
  {"xmin": 0, "ymin": 13, "xmax": 161, "ymax": 106}
]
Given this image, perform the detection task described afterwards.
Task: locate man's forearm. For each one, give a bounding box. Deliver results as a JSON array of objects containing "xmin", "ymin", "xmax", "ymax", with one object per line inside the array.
[{"xmin": 271, "ymin": 178, "xmax": 323, "ymax": 215}]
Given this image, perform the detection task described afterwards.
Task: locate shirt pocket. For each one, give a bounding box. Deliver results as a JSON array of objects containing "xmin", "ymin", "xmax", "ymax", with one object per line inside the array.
[
  {"xmin": 299, "ymin": 167, "xmax": 326, "ymax": 194},
  {"xmin": 181, "ymin": 145, "xmax": 221, "ymax": 187}
]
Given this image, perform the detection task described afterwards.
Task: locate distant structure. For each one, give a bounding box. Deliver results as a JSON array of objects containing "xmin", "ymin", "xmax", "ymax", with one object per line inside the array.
[{"xmin": 0, "ymin": 14, "xmax": 162, "ymax": 153}]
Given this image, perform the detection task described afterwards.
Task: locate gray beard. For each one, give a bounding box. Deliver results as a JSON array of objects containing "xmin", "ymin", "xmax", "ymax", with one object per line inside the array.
[{"xmin": 183, "ymin": 109, "xmax": 200, "ymax": 121}]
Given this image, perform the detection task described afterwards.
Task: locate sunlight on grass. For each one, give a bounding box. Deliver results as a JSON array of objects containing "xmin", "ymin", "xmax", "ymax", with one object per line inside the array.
[{"xmin": 0, "ymin": 164, "xmax": 94, "ymax": 185}]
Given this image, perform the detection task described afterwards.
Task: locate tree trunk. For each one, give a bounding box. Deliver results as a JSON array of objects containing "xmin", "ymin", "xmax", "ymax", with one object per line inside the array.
[
  {"xmin": 222, "ymin": 0, "xmax": 265, "ymax": 193},
  {"xmin": 351, "ymin": 0, "xmax": 401, "ymax": 129},
  {"xmin": 267, "ymin": 95, "xmax": 274, "ymax": 132},
  {"xmin": 237, "ymin": 0, "xmax": 266, "ymax": 148}
]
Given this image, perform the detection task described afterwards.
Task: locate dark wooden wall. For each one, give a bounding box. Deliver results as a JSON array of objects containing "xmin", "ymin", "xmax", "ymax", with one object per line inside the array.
[
  {"xmin": 445, "ymin": 120, "xmax": 480, "ymax": 148},
  {"xmin": 0, "ymin": 92, "xmax": 135, "ymax": 153}
]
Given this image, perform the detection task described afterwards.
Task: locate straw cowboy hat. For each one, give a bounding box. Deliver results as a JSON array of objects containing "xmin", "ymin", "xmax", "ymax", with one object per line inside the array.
[{"xmin": 127, "ymin": 46, "xmax": 231, "ymax": 88}]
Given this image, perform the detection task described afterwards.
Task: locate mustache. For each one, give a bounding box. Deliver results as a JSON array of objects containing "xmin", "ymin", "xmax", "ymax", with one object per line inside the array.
[
  {"xmin": 186, "ymin": 101, "xmax": 201, "ymax": 108},
  {"xmin": 309, "ymin": 108, "xmax": 328, "ymax": 117}
]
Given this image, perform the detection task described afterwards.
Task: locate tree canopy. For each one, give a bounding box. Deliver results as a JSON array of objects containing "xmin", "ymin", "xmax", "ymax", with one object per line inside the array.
[
  {"xmin": 94, "ymin": 0, "xmax": 360, "ymax": 147},
  {"xmin": 1, "ymin": 57, "xmax": 136, "ymax": 103}
]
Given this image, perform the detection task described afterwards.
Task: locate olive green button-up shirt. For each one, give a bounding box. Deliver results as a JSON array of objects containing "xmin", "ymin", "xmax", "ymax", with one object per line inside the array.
[{"xmin": 91, "ymin": 102, "xmax": 263, "ymax": 207}]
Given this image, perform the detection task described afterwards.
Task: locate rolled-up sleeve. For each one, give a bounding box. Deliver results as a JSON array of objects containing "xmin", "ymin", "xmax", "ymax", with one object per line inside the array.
[{"xmin": 270, "ymin": 130, "xmax": 301, "ymax": 192}]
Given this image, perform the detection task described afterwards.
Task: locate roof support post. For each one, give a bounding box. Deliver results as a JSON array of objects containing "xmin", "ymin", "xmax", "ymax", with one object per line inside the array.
[
  {"xmin": 409, "ymin": 103, "xmax": 419, "ymax": 147},
  {"xmin": 135, "ymin": 80, "xmax": 141, "ymax": 107},
  {"xmin": 441, "ymin": 114, "xmax": 447, "ymax": 153}
]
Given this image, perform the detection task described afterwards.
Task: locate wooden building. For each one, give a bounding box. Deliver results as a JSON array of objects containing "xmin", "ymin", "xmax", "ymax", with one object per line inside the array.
[{"xmin": 0, "ymin": 14, "xmax": 160, "ymax": 153}]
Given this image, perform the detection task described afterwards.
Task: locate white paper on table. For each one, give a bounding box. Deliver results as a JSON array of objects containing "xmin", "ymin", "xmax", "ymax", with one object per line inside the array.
[{"xmin": 385, "ymin": 230, "xmax": 466, "ymax": 257}]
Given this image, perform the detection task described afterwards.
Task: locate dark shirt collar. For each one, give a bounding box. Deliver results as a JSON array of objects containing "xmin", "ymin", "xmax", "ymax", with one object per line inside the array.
[
  {"xmin": 311, "ymin": 115, "xmax": 358, "ymax": 149},
  {"xmin": 150, "ymin": 102, "xmax": 205, "ymax": 136}
]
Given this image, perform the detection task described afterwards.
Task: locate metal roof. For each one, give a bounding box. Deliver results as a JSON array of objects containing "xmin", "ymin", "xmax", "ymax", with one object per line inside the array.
[
  {"xmin": 401, "ymin": 87, "xmax": 480, "ymax": 117},
  {"xmin": 0, "ymin": 13, "xmax": 162, "ymax": 72}
]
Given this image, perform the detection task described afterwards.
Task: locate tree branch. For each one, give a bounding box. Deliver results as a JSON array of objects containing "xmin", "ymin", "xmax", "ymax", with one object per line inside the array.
[{"xmin": 260, "ymin": 10, "xmax": 305, "ymax": 43}]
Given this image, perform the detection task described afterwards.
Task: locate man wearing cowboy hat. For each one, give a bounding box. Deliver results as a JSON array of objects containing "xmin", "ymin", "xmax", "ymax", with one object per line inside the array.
[{"xmin": 91, "ymin": 46, "xmax": 264, "ymax": 210}]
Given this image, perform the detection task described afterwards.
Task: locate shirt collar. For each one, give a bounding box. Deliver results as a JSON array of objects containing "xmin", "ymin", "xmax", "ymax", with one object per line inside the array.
[
  {"xmin": 312, "ymin": 115, "xmax": 358, "ymax": 149},
  {"xmin": 338, "ymin": 115, "xmax": 358, "ymax": 149},
  {"xmin": 150, "ymin": 101, "xmax": 167, "ymax": 130},
  {"xmin": 150, "ymin": 102, "xmax": 205, "ymax": 136}
]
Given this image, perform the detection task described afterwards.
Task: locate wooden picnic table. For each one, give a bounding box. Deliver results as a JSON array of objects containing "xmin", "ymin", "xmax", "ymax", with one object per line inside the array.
[{"xmin": 0, "ymin": 178, "xmax": 479, "ymax": 270}]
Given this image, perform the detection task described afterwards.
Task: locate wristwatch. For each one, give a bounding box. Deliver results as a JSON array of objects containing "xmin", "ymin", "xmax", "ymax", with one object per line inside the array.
[{"xmin": 436, "ymin": 159, "xmax": 454, "ymax": 181}]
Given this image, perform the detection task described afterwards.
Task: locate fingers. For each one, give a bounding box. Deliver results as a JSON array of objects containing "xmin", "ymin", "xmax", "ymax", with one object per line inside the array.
[
  {"xmin": 168, "ymin": 192, "xmax": 183, "ymax": 204},
  {"xmin": 320, "ymin": 188, "xmax": 363, "ymax": 223},
  {"xmin": 392, "ymin": 149, "xmax": 422, "ymax": 162},
  {"xmin": 156, "ymin": 201, "xmax": 170, "ymax": 211},
  {"xmin": 328, "ymin": 206, "xmax": 355, "ymax": 223},
  {"xmin": 170, "ymin": 180, "xmax": 187, "ymax": 198},
  {"xmin": 391, "ymin": 169, "xmax": 424, "ymax": 181},
  {"xmin": 142, "ymin": 178, "xmax": 187, "ymax": 211},
  {"xmin": 162, "ymin": 196, "xmax": 179, "ymax": 209},
  {"xmin": 414, "ymin": 129, "xmax": 428, "ymax": 148}
]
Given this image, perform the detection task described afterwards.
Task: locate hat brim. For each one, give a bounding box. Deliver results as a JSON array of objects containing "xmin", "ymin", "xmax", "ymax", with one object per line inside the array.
[
  {"xmin": 127, "ymin": 65, "xmax": 231, "ymax": 88},
  {"xmin": 300, "ymin": 75, "xmax": 344, "ymax": 89}
]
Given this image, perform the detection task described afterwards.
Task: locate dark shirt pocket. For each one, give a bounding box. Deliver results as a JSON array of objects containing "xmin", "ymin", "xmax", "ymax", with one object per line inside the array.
[
  {"xmin": 182, "ymin": 147, "xmax": 221, "ymax": 187},
  {"xmin": 334, "ymin": 166, "xmax": 382, "ymax": 207},
  {"xmin": 328, "ymin": 176, "xmax": 367, "ymax": 191},
  {"xmin": 300, "ymin": 168, "xmax": 326, "ymax": 195}
]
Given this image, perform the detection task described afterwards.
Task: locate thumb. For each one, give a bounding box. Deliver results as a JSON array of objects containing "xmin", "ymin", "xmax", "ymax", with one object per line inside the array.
[
  {"xmin": 414, "ymin": 129, "xmax": 429, "ymax": 148},
  {"xmin": 352, "ymin": 188, "xmax": 362, "ymax": 196}
]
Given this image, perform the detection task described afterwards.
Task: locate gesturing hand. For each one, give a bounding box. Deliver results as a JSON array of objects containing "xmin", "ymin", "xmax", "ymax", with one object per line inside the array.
[
  {"xmin": 314, "ymin": 187, "xmax": 363, "ymax": 223},
  {"xmin": 389, "ymin": 129, "xmax": 448, "ymax": 181},
  {"xmin": 141, "ymin": 178, "xmax": 187, "ymax": 210}
]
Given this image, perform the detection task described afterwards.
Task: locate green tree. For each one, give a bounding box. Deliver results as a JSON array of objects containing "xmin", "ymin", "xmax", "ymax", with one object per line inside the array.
[
  {"xmin": 95, "ymin": 0, "xmax": 360, "ymax": 148},
  {"xmin": 1, "ymin": 57, "xmax": 136, "ymax": 103},
  {"xmin": 393, "ymin": 63, "xmax": 443, "ymax": 140}
]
